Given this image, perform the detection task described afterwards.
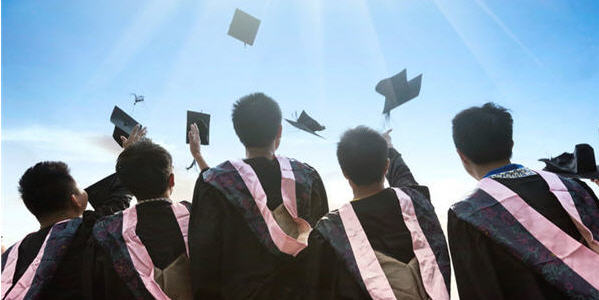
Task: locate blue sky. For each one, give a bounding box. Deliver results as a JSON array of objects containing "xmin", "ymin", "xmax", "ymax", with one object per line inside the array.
[{"xmin": 2, "ymin": 0, "xmax": 598, "ymax": 260}]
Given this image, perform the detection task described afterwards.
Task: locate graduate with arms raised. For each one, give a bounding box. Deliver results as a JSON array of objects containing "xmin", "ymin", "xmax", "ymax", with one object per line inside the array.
[
  {"xmin": 448, "ymin": 103, "xmax": 599, "ymax": 299},
  {"xmin": 86, "ymin": 134, "xmax": 194, "ymax": 300},
  {"xmin": 301, "ymin": 126, "xmax": 451, "ymax": 300},
  {"xmin": 188, "ymin": 93, "xmax": 329, "ymax": 300}
]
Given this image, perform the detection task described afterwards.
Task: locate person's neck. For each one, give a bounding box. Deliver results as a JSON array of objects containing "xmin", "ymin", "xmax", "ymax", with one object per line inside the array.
[
  {"xmin": 352, "ymin": 181, "xmax": 386, "ymax": 201},
  {"xmin": 473, "ymin": 159, "xmax": 512, "ymax": 180},
  {"xmin": 246, "ymin": 146, "xmax": 275, "ymax": 160},
  {"xmin": 138, "ymin": 191, "xmax": 172, "ymax": 202},
  {"xmin": 38, "ymin": 211, "xmax": 79, "ymax": 229}
]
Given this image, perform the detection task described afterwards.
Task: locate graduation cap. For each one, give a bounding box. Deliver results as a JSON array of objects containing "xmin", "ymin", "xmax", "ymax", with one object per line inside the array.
[
  {"xmin": 285, "ymin": 111, "xmax": 325, "ymax": 138},
  {"xmin": 110, "ymin": 106, "xmax": 141, "ymax": 147},
  {"xmin": 376, "ymin": 69, "xmax": 422, "ymax": 115},
  {"xmin": 85, "ymin": 173, "xmax": 133, "ymax": 214},
  {"xmin": 186, "ymin": 111, "xmax": 210, "ymax": 170},
  {"xmin": 539, "ymin": 144, "xmax": 599, "ymax": 179},
  {"xmin": 186, "ymin": 111, "xmax": 210, "ymax": 145},
  {"xmin": 227, "ymin": 8, "xmax": 261, "ymax": 46}
]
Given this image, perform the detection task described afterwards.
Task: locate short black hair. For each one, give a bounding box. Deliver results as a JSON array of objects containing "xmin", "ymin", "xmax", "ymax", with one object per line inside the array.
[
  {"xmin": 116, "ymin": 139, "xmax": 173, "ymax": 200},
  {"xmin": 232, "ymin": 93, "xmax": 282, "ymax": 148},
  {"xmin": 337, "ymin": 126, "xmax": 389, "ymax": 186},
  {"xmin": 18, "ymin": 161, "xmax": 78, "ymax": 219},
  {"xmin": 452, "ymin": 102, "xmax": 513, "ymax": 164}
]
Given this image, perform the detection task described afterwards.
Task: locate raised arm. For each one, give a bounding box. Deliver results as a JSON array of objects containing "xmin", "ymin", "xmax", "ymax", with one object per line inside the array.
[
  {"xmin": 87, "ymin": 125, "xmax": 148, "ymax": 215},
  {"xmin": 86, "ymin": 174, "xmax": 133, "ymax": 216},
  {"xmin": 382, "ymin": 129, "xmax": 418, "ymax": 187},
  {"xmin": 189, "ymin": 123, "xmax": 210, "ymax": 171}
]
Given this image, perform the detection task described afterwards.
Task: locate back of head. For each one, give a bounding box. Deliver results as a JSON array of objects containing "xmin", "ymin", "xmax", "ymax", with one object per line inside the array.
[
  {"xmin": 18, "ymin": 161, "xmax": 77, "ymax": 220},
  {"xmin": 452, "ymin": 102, "xmax": 513, "ymax": 164},
  {"xmin": 232, "ymin": 93, "xmax": 282, "ymax": 148},
  {"xmin": 116, "ymin": 139, "xmax": 173, "ymax": 200},
  {"xmin": 337, "ymin": 126, "xmax": 389, "ymax": 186}
]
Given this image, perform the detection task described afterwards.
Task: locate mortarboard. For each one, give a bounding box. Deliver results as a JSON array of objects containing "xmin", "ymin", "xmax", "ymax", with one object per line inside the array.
[
  {"xmin": 539, "ymin": 144, "xmax": 599, "ymax": 179},
  {"xmin": 376, "ymin": 69, "xmax": 422, "ymax": 115},
  {"xmin": 110, "ymin": 106, "xmax": 141, "ymax": 147},
  {"xmin": 84, "ymin": 173, "xmax": 133, "ymax": 214},
  {"xmin": 186, "ymin": 111, "xmax": 210, "ymax": 145},
  {"xmin": 285, "ymin": 111, "xmax": 326, "ymax": 138},
  {"xmin": 186, "ymin": 111, "xmax": 210, "ymax": 171},
  {"xmin": 227, "ymin": 9, "xmax": 261, "ymax": 46}
]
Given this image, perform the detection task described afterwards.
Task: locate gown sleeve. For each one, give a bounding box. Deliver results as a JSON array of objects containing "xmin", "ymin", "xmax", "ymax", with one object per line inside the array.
[
  {"xmin": 447, "ymin": 209, "xmax": 564, "ymax": 300},
  {"xmin": 88, "ymin": 174, "xmax": 132, "ymax": 217},
  {"xmin": 188, "ymin": 171, "xmax": 225, "ymax": 300},
  {"xmin": 386, "ymin": 147, "xmax": 418, "ymax": 188},
  {"xmin": 307, "ymin": 168, "xmax": 330, "ymax": 226},
  {"xmin": 447, "ymin": 209, "xmax": 504, "ymax": 300}
]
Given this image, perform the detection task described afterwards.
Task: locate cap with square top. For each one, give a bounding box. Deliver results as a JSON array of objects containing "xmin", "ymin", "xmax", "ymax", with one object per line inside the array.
[
  {"xmin": 110, "ymin": 106, "xmax": 141, "ymax": 147},
  {"xmin": 285, "ymin": 110, "xmax": 325, "ymax": 138},
  {"xmin": 227, "ymin": 8, "xmax": 261, "ymax": 46},
  {"xmin": 186, "ymin": 110, "xmax": 210, "ymax": 145},
  {"xmin": 376, "ymin": 69, "xmax": 422, "ymax": 115}
]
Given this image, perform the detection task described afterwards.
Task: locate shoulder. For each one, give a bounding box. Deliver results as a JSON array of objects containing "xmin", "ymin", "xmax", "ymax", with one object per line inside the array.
[
  {"xmin": 396, "ymin": 186, "xmax": 431, "ymax": 206},
  {"xmin": 561, "ymin": 176, "xmax": 595, "ymax": 194},
  {"xmin": 449, "ymin": 188, "xmax": 490, "ymax": 219},
  {"xmin": 202, "ymin": 161, "xmax": 237, "ymax": 182},
  {"xmin": 92, "ymin": 211, "xmax": 124, "ymax": 239},
  {"xmin": 314, "ymin": 209, "xmax": 343, "ymax": 234},
  {"xmin": 179, "ymin": 200, "xmax": 192, "ymax": 211},
  {"xmin": 286, "ymin": 157, "xmax": 320, "ymax": 176}
]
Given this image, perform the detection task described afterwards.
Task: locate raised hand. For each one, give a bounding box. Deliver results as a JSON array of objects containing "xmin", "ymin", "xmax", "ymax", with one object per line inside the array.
[
  {"xmin": 188, "ymin": 123, "xmax": 210, "ymax": 171},
  {"xmin": 121, "ymin": 125, "xmax": 147, "ymax": 148},
  {"xmin": 188, "ymin": 123, "xmax": 202, "ymax": 158},
  {"xmin": 382, "ymin": 129, "xmax": 393, "ymax": 149}
]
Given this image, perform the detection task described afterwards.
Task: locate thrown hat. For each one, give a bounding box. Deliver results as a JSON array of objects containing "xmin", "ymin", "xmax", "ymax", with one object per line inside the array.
[
  {"xmin": 539, "ymin": 144, "xmax": 599, "ymax": 179},
  {"xmin": 228, "ymin": 8, "xmax": 261, "ymax": 46},
  {"xmin": 110, "ymin": 106, "xmax": 141, "ymax": 147},
  {"xmin": 376, "ymin": 69, "xmax": 422, "ymax": 115},
  {"xmin": 186, "ymin": 110, "xmax": 210, "ymax": 145},
  {"xmin": 285, "ymin": 111, "xmax": 325, "ymax": 138}
]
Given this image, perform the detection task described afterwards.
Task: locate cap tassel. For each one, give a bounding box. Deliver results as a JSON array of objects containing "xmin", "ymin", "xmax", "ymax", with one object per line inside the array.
[{"xmin": 186, "ymin": 159, "xmax": 197, "ymax": 171}]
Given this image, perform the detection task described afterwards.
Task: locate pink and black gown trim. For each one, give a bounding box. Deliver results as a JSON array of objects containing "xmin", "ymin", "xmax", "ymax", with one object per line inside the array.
[
  {"xmin": 451, "ymin": 172, "xmax": 599, "ymax": 299},
  {"xmin": 202, "ymin": 156, "xmax": 316, "ymax": 256},
  {"xmin": 1, "ymin": 218, "xmax": 82, "ymax": 300},
  {"xmin": 91, "ymin": 201, "xmax": 191, "ymax": 300},
  {"xmin": 315, "ymin": 187, "xmax": 451, "ymax": 300}
]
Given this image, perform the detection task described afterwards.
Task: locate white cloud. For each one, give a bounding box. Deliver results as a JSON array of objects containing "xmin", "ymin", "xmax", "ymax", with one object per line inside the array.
[{"xmin": 2, "ymin": 126, "xmax": 121, "ymax": 163}]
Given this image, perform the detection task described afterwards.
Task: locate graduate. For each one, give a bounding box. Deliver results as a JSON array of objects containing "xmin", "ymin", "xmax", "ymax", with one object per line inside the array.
[
  {"xmin": 1, "ymin": 155, "xmax": 135, "ymax": 299},
  {"xmin": 188, "ymin": 93, "xmax": 329, "ymax": 299},
  {"xmin": 87, "ymin": 137, "xmax": 193, "ymax": 299},
  {"xmin": 448, "ymin": 103, "xmax": 599, "ymax": 299},
  {"xmin": 302, "ymin": 126, "xmax": 451, "ymax": 300}
]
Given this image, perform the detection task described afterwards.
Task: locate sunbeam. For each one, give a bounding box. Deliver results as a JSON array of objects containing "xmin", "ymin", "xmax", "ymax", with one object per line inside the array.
[
  {"xmin": 473, "ymin": 0, "xmax": 543, "ymax": 67},
  {"xmin": 85, "ymin": 0, "xmax": 182, "ymax": 92}
]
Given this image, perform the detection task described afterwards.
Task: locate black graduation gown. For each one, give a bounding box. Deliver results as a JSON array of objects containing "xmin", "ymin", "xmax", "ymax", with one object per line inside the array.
[
  {"xmin": 448, "ymin": 172, "xmax": 599, "ymax": 300},
  {"xmin": 1, "ymin": 176, "xmax": 131, "ymax": 300},
  {"xmin": 188, "ymin": 157, "xmax": 329, "ymax": 300},
  {"xmin": 84, "ymin": 201, "xmax": 190, "ymax": 299},
  {"xmin": 299, "ymin": 148, "xmax": 439, "ymax": 299}
]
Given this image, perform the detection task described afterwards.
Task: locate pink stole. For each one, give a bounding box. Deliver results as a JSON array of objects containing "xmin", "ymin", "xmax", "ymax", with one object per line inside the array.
[
  {"xmin": 1, "ymin": 219, "xmax": 70, "ymax": 300},
  {"xmin": 478, "ymin": 171, "xmax": 599, "ymax": 289},
  {"xmin": 337, "ymin": 188, "xmax": 449, "ymax": 300},
  {"xmin": 122, "ymin": 201, "xmax": 190, "ymax": 300},
  {"xmin": 229, "ymin": 156, "xmax": 311, "ymax": 257}
]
